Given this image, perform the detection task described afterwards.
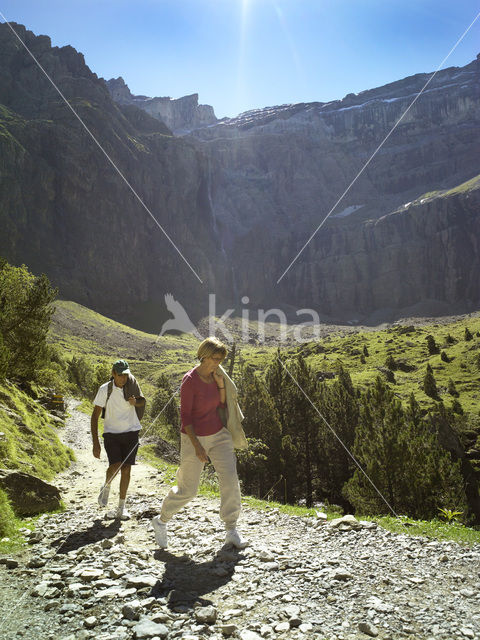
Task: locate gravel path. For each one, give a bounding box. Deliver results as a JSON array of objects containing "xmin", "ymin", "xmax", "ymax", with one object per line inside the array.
[{"xmin": 0, "ymin": 401, "xmax": 479, "ymax": 640}]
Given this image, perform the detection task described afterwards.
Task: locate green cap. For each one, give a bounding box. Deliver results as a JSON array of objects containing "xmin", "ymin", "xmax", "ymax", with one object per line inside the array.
[{"xmin": 112, "ymin": 359, "xmax": 130, "ymax": 375}]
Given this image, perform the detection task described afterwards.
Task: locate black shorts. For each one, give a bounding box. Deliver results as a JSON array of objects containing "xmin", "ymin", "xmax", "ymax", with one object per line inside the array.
[{"xmin": 103, "ymin": 430, "xmax": 139, "ymax": 466}]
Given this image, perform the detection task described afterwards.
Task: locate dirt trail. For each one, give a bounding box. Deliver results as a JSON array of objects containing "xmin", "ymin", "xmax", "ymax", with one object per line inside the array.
[{"xmin": 0, "ymin": 402, "xmax": 479, "ymax": 640}]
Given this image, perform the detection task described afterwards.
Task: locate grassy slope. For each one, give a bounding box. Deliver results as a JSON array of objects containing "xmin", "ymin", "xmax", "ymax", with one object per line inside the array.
[
  {"xmin": 50, "ymin": 300, "xmax": 480, "ymax": 417},
  {"xmin": 0, "ymin": 381, "xmax": 74, "ymax": 552},
  {"xmin": 0, "ymin": 380, "xmax": 74, "ymax": 480}
]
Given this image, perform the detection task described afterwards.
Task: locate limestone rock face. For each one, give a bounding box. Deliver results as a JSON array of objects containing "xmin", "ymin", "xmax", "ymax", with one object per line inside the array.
[
  {"xmin": 106, "ymin": 77, "xmax": 217, "ymax": 134},
  {"xmin": 185, "ymin": 55, "xmax": 480, "ymax": 320}
]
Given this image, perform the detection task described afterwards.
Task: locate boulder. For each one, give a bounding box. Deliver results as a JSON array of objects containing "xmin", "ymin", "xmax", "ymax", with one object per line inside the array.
[{"xmin": 0, "ymin": 469, "xmax": 61, "ymax": 516}]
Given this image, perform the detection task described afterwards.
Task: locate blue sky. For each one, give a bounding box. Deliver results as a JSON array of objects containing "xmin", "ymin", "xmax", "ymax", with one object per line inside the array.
[{"xmin": 1, "ymin": 1, "xmax": 479, "ymax": 118}]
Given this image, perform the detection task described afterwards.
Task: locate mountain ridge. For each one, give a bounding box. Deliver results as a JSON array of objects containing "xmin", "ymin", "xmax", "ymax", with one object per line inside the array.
[{"xmin": 1, "ymin": 22, "xmax": 479, "ymax": 329}]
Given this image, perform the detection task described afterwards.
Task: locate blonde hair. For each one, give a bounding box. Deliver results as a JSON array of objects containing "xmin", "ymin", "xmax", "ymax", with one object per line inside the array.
[{"xmin": 197, "ymin": 336, "xmax": 228, "ymax": 362}]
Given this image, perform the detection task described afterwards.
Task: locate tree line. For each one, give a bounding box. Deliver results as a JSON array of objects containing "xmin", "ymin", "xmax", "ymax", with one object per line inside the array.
[{"xmin": 234, "ymin": 350, "xmax": 477, "ymax": 523}]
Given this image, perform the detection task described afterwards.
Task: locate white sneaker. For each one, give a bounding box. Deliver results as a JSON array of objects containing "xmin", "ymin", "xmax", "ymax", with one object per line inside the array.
[
  {"xmin": 152, "ymin": 517, "xmax": 168, "ymax": 548},
  {"xmin": 106, "ymin": 507, "xmax": 130, "ymax": 520},
  {"xmin": 98, "ymin": 484, "xmax": 110, "ymax": 507},
  {"xmin": 224, "ymin": 528, "xmax": 248, "ymax": 549},
  {"xmin": 117, "ymin": 507, "xmax": 131, "ymax": 521}
]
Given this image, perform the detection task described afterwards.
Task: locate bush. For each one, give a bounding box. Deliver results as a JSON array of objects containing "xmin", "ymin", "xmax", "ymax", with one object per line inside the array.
[
  {"xmin": 34, "ymin": 363, "xmax": 69, "ymax": 393},
  {"xmin": 0, "ymin": 488, "xmax": 16, "ymax": 537},
  {"xmin": 147, "ymin": 374, "xmax": 180, "ymax": 443},
  {"xmin": 465, "ymin": 327, "xmax": 473, "ymax": 341},
  {"xmin": 67, "ymin": 355, "xmax": 95, "ymax": 396},
  {"xmin": 440, "ymin": 351, "xmax": 450, "ymax": 363}
]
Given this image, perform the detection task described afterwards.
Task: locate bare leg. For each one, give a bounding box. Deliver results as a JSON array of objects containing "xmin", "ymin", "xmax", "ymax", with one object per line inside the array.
[
  {"xmin": 119, "ymin": 465, "xmax": 131, "ymax": 500},
  {"xmin": 105, "ymin": 462, "xmax": 122, "ymax": 486}
]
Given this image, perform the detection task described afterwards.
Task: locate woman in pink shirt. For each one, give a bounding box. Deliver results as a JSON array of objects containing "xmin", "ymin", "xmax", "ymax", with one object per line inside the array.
[{"xmin": 152, "ymin": 337, "xmax": 246, "ymax": 549}]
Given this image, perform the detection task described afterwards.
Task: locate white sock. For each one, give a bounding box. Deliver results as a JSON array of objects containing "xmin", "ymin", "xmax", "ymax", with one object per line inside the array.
[{"xmin": 118, "ymin": 498, "xmax": 126, "ymax": 511}]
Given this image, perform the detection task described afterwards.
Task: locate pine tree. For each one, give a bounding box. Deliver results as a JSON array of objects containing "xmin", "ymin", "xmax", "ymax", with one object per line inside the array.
[
  {"xmin": 343, "ymin": 377, "xmax": 405, "ymax": 514},
  {"xmin": 426, "ymin": 335, "xmax": 438, "ymax": 355},
  {"xmin": 264, "ymin": 351, "xmax": 322, "ymax": 506},
  {"xmin": 451, "ymin": 399, "xmax": 463, "ymax": 415},
  {"xmin": 385, "ymin": 354, "xmax": 396, "ymax": 370},
  {"xmin": 315, "ymin": 366, "xmax": 359, "ymax": 507},
  {"xmin": 465, "ymin": 327, "xmax": 473, "ymax": 341},
  {"xmin": 423, "ymin": 364, "xmax": 438, "ymax": 399},
  {"xmin": 237, "ymin": 362, "xmax": 283, "ymax": 498},
  {"xmin": 0, "ymin": 261, "xmax": 57, "ymax": 380},
  {"xmin": 448, "ymin": 378, "xmax": 459, "ymax": 397}
]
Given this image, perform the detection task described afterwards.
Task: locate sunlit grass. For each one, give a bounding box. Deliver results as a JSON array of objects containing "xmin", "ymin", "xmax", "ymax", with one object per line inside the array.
[{"xmin": 365, "ymin": 515, "xmax": 480, "ymax": 546}]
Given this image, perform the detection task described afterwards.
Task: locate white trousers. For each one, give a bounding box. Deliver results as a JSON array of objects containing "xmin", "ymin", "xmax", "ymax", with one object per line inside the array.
[{"xmin": 160, "ymin": 428, "xmax": 241, "ymax": 530}]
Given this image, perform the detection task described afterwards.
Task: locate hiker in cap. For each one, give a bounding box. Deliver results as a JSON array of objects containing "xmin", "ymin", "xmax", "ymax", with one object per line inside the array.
[
  {"xmin": 151, "ymin": 337, "xmax": 247, "ymax": 549},
  {"xmin": 91, "ymin": 359, "xmax": 146, "ymax": 519}
]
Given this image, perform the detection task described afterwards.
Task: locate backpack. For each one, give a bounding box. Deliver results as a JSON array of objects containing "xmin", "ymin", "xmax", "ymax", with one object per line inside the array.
[{"xmin": 101, "ymin": 375, "xmax": 146, "ymax": 421}]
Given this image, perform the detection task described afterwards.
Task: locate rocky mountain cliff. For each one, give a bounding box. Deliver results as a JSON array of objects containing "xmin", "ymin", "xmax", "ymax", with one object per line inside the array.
[
  {"xmin": 1, "ymin": 21, "xmax": 479, "ymax": 328},
  {"xmin": 182, "ymin": 56, "xmax": 480, "ymax": 319},
  {"xmin": 106, "ymin": 77, "xmax": 217, "ymax": 134},
  {"xmin": 0, "ymin": 23, "xmax": 230, "ymax": 331}
]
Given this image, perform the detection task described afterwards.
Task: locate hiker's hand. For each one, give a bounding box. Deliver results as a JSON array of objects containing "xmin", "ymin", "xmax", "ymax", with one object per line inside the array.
[
  {"xmin": 93, "ymin": 442, "xmax": 101, "ymax": 459},
  {"xmin": 128, "ymin": 396, "xmax": 137, "ymax": 406},
  {"xmin": 195, "ymin": 444, "xmax": 208, "ymax": 463},
  {"xmin": 213, "ymin": 370, "xmax": 224, "ymax": 387}
]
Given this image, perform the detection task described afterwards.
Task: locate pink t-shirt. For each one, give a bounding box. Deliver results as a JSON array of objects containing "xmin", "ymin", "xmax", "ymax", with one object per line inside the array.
[{"xmin": 180, "ymin": 368, "xmax": 225, "ymax": 436}]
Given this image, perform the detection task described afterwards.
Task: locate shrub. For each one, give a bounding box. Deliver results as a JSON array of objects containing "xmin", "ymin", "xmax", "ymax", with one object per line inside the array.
[
  {"xmin": 465, "ymin": 327, "xmax": 473, "ymax": 341},
  {"xmin": 440, "ymin": 351, "xmax": 450, "ymax": 363},
  {"xmin": 148, "ymin": 374, "xmax": 180, "ymax": 443},
  {"xmin": 67, "ymin": 355, "xmax": 95, "ymax": 396}
]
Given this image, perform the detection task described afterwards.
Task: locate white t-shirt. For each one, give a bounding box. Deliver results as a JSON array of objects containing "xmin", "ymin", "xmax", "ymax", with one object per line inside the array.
[{"xmin": 94, "ymin": 381, "xmax": 141, "ymax": 434}]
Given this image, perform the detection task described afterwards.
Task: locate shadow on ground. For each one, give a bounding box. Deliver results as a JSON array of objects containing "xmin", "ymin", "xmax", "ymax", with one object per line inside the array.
[
  {"xmin": 50, "ymin": 518, "xmax": 122, "ymax": 553},
  {"xmin": 151, "ymin": 547, "xmax": 243, "ymax": 609}
]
